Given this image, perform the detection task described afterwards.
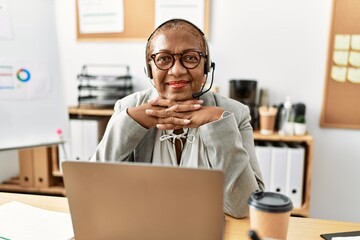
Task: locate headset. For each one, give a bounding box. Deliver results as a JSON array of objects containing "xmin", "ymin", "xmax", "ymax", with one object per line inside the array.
[{"xmin": 145, "ymin": 18, "xmax": 215, "ymax": 98}]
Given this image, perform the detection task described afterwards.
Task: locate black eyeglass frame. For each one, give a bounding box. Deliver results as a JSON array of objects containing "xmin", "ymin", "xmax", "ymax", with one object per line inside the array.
[{"xmin": 150, "ymin": 50, "xmax": 207, "ymax": 71}]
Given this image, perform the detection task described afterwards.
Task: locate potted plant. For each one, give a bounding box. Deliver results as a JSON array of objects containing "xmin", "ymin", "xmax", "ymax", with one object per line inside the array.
[{"xmin": 294, "ymin": 115, "xmax": 306, "ymax": 135}]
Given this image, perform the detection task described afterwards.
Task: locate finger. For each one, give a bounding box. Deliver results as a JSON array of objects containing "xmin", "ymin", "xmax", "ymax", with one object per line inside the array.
[
  {"xmin": 177, "ymin": 99, "xmax": 204, "ymax": 105},
  {"xmin": 167, "ymin": 103, "xmax": 202, "ymax": 113},
  {"xmin": 145, "ymin": 108, "xmax": 173, "ymax": 117},
  {"xmin": 145, "ymin": 107, "xmax": 181, "ymax": 117},
  {"xmin": 149, "ymin": 104, "xmax": 200, "ymax": 116},
  {"xmin": 149, "ymin": 98, "xmax": 203, "ymax": 107},
  {"xmin": 156, "ymin": 123, "xmax": 189, "ymax": 130},
  {"xmin": 148, "ymin": 98, "xmax": 176, "ymax": 107},
  {"xmin": 145, "ymin": 107, "xmax": 196, "ymax": 118},
  {"xmin": 157, "ymin": 116, "xmax": 190, "ymax": 125}
]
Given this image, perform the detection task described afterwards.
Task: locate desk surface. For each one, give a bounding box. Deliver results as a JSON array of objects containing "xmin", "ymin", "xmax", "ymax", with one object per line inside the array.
[{"xmin": 1, "ymin": 192, "xmax": 359, "ymax": 240}]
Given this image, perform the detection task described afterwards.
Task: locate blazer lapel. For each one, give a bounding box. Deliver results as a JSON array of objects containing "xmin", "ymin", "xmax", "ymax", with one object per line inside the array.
[{"xmin": 133, "ymin": 128, "xmax": 157, "ymax": 163}]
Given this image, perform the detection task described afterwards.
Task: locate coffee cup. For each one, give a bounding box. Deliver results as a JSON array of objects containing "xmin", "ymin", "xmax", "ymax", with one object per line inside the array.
[
  {"xmin": 258, "ymin": 106, "xmax": 277, "ymax": 135},
  {"xmin": 248, "ymin": 191, "xmax": 293, "ymax": 240}
]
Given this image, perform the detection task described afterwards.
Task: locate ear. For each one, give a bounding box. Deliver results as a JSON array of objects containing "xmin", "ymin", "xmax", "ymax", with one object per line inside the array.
[{"xmin": 201, "ymin": 74, "xmax": 207, "ymax": 87}]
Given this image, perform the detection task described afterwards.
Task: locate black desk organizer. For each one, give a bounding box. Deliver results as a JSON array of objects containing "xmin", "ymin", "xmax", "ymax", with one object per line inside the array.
[{"xmin": 77, "ymin": 64, "xmax": 133, "ymax": 108}]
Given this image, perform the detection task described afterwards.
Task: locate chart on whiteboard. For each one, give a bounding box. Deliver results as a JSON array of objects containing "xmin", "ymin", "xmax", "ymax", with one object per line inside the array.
[{"xmin": 0, "ymin": 59, "xmax": 51, "ymax": 100}]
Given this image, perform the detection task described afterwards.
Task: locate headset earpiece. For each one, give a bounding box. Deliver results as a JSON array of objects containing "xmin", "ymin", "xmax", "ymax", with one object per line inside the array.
[
  {"xmin": 145, "ymin": 63, "xmax": 153, "ymax": 79},
  {"xmin": 203, "ymin": 41, "xmax": 211, "ymax": 75}
]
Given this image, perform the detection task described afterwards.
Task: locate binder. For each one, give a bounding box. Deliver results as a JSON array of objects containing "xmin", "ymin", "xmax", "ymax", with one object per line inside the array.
[
  {"xmin": 82, "ymin": 119, "xmax": 101, "ymax": 160},
  {"xmin": 69, "ymin": 118, "xmax": 107, "ymax": 161},
  {"xmin": 286, "ymin": 143, "xmax": 305, "ymax": 208},
  {"xmin": 58, "ymin": 142, "xmax": 71, "ymax": 173},
  {"xmin": 18, "ymin": 148, "xmax": 35, "ymax": 187},
  {"xmin": 70, "ymin": 119, "xmax": 83, "ymax": 160},
  {"xmin": 50, "ymin": 145, "xmax": 59, "ymax": 173},
  {"xmin": 255, "ymin": 142, "xmax": 272, "ymax": 190},
  {"xmin": 269, "ymin": 142, "xmax": 288, "ymax": 194}
]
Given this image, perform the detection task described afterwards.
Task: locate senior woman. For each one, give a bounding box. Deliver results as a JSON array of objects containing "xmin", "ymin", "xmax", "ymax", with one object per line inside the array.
[{"xmin": 91, "ymin": 18, "xmax": 264, "ymax": 218}]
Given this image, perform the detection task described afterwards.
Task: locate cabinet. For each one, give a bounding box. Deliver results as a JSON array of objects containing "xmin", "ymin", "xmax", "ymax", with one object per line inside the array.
[
  {"xmin": 0, "ymin": 145, "xmax": 66, "ymax": 196},
  {"xmin": 253, "ymin": 131, "xmax": 313, "ymax": 217},
  {"xmin": 0, "ymin": 107, "xmax": 112, "ymax": 196}
]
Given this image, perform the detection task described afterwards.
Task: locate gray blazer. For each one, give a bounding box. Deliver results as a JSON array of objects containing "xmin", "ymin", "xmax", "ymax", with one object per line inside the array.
[{"xmin": 91, "ymin": 88, "xmax": 264, "ymax": 218}]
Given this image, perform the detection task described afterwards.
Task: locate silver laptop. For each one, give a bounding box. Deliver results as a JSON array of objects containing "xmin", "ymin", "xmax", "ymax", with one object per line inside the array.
[{"xmin": 62, "ymin": 161, "xmax": 225, "ymax": 240}]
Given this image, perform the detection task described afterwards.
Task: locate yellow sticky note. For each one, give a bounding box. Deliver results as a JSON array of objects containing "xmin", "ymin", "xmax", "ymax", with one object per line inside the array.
[
  {"xmin": 333, "ymin": 50, "xmax": 349, "ymax": 66},
  {"xmin": 347, "ymin": 67, "xmax": 360, "ymax": 83},
  {"xmin": 351, "ymin": 35, "xmax": 360, "ymax": 50},
  {"xmin": 349, "ymin": 51, "xmax": 360, "ymax": 67},
  {"xmin": 334, "ymin": 34, "xmax": 351, "ymax": 50},
  {"xmin": 331, "ymin": 65, "xmax": 347, "ymax": 82}
]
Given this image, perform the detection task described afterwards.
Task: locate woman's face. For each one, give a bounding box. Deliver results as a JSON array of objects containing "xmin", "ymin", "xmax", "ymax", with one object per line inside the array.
[{"xmin": 149, "ymin": 29, "xmax": 206, "ymax": 101}]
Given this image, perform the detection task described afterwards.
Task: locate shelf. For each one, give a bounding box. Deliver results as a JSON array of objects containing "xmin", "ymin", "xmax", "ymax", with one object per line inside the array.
[
  {"xmin": 69, "ymin": 106, "xmax": 114, "ymax": 117},
  {"xmin": 253, "ymin": 131, "xmax": 313, "ymax": 217},
  {"xmin": 253, "ymin": 131, "xmax": 313, "ymax": 143},
  {"xmin": 0, "ymin": 176, "xmax": 66, "ymax": 196}
]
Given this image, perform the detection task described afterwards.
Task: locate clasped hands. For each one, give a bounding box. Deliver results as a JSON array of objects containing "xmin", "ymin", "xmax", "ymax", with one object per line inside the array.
[{"xmin": 127, "ymin": 97, "xmax": 224, "ymax": 130}]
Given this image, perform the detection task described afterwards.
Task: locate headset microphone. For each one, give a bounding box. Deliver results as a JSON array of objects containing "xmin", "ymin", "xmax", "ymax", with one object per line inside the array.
[{"xmin": 192, "ymin": 62, "xmax": 216, "ymax": 99}]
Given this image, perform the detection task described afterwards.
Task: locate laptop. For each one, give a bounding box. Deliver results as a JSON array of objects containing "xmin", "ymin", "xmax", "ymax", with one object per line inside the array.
[{"xmin": 62, "ymin": 161, "xmax": 225, "ymax": 240}]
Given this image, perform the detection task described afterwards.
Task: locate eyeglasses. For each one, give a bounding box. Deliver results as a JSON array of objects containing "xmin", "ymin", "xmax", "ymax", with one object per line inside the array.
[{"xmin": 150, "ymin": 50, "xmax": 206, "ymax": 70}]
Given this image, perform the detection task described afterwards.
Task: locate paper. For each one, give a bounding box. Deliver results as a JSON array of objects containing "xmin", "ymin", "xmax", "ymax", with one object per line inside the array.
[
  {"xmin": 351, "ymin": 35, "xmax": 360, "ymax": 50},
  {"xmin": 0, "ymin": 0, "xmax": 13, "ymax": 40},
  {"xmin": 349, "ymin": 51, "xmax": 360, "ymax": 67},
  {"xmin": 0, "ymin": 201, "xmax": 73, "ymax": 240},
  {"xmin": 331, "ymin": 65, "xmax": 347, "ymax": 82},
  {"xmin": 332, "ymin": 237, "xmax": 360, "ymax": 240},
  {"xmin": 334, "ymin": 34, "xmax": 351, "ymax": 50},
  {"xmin": 347, "ymin": 67, "xmax": 360, "ymax": 83},
  {"xmin": 155, "ymin": 0, "xmax": 205, "ymax": 32},
  {"xmin": 78, "ymin": 0, "xmax": 124, "ymax": 34},
  {"xmin": 333, "ymin": 50, "xmax": 349, "ymax": 66}
]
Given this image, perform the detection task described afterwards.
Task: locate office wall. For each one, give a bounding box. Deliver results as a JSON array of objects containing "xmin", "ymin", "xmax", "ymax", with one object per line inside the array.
[{"xmin": 55, "ymin": 0, "xmax": 360, "ymax": 222}]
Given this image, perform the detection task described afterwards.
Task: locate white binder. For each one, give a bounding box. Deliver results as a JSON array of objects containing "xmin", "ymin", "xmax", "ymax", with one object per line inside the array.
[
  {"xmin": 69, "ymin": 119, "xmax": 107, "ymax": 161},
  {"xmin": 286, "ymin": 143, "xmax": 305, "ymax": 208},
  {"xmin": 255, "ymin": 142, "xmax": 272, "ymax": 190},
  {"xmin": 269, "ymin": 142, "xmax": 288, "ymax": 194},
  {"xmin": 70, "ymin": 119, "xmax": 83, "ymax": 161}
]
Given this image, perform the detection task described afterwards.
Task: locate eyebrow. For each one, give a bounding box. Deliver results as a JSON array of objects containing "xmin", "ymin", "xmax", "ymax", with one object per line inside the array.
[{"xmin": 153, "ymin": 48, "xmax": 201, "ymax": 54}]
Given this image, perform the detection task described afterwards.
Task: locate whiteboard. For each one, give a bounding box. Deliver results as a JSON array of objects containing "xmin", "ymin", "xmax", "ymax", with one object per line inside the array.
[{"xmin": 0, "ymin": 0, "xmax": 69, "ymax": 150}]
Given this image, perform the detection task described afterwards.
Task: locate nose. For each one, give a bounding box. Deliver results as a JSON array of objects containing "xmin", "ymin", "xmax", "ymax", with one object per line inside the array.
[{"xmin": 169, "ymin": 56, "xmax": 187, "ymax": 76}]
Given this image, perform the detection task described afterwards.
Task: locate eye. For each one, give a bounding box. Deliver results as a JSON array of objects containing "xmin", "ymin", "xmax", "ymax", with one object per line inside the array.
[
  {"xmin": 155, "ymin": 53, "xmax": 172, "ymax": 65},
  {"xmin": 182, "ymin": 52, "xmax": 200, "ymax": 63}
]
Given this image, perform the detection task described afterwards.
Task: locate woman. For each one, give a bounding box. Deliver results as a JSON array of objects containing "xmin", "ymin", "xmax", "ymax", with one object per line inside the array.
[{"xmin": 91, "ymin": 18, "xmax": 264, "ymax": 218}]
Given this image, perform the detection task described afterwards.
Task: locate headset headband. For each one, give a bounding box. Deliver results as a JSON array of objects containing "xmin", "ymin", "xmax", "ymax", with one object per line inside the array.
[{"xmin": 147, "ymin": 18, "xmax": 206, "ymax": 41}]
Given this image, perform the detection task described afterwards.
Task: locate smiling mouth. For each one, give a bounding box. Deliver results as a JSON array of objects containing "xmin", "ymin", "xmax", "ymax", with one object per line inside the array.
[{"xmin": 167, "ymin": 80, "xmax": 189, "ymax": 88}]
